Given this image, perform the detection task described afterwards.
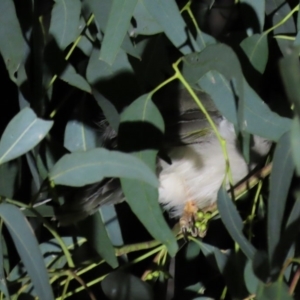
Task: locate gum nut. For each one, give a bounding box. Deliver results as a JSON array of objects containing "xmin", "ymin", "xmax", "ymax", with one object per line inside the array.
[{"xmin": 197, "ymin": 211, "xmax": 204, "ymax": 219}]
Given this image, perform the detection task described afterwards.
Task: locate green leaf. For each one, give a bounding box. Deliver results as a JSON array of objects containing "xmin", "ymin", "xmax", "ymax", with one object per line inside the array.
[
  {"xmin": 49, "ymin": 148, "xmax": 158, "ymax": 188},
  {"xmin": 195, "ymin": 31, "xmax": 216, "ymax": 52},
  {"xmin": 0, "ymin": 203, "xmax": 54, "ymax": 300},
  {"xmin": 49, "ymin": 0, "xmax": 81, "ymax": 50},
  {"xmin": 85, "ymin": 0, "xmax": 140, "ymax": 59},
  {"xmin": 0, "ymin": 161, "xmax": 19, "ymax": 197},
  {"xmin": 100, "ymin": 205, "xmax": 124, "ymax": 247},
  {"xmin": 240, "ymin": 34, "xmax": 268, "ymax": 74},
  {"xmin": 119, "ymin": 94, "xmax": 178, "ymax": 256},
  {"xmin": 256, "ymin": 280, "xmax": 293, "ymax": 300},
  {"xmin": 79, "ymin": 211, "xmax": 118, "ymax": 268},
  {"xmin": 64, "ymin": 119, "xmax": 97, "ymax": 152},
  {"xmin": 266, "ymin": 0, "xmax": 296, "ymax": 55},
  {"xmin": 133, "ymin": 0, "xmax": 163, "ymax": 35},
  {"xmin": 244, "ymin": 259, "xmax": 259, "ymax": 294},
  {"xmin": 0, "ymin": 108, "xmax": 53, "ymax": 165},
  {"xmin": 198, "ymin": 71, "xmax": 238, "ymax": 126},
  {"xmin": 240, "ymin": 0, "xmax": 265, "ymax": 33},
  {"xmin": 291, "ymin": 116, "xmax": 300, "ymax": 175},
  {"xmin": 217, "ymin": 187, "xmax": 256, "ymax": 260},
  {"xmin": 142, "ymin": 0, "xmax": 196, "ymax": 54},
  {"xmin": 60, "ymin": 64, "xmax": 91, "ymax": 93},
  {"xmin": 99, "ymin": 0, "xmax": 138, "ymax": 65},
  {"xmin": 243, "ymin": 81, "xmax": 291, "ymax": 141},
  {"xmin": 279, "ymin": 48, "xmax": 300, "ymax": 117},
  {"xmin": 182, "ymin": 44, "xmax": 245, "ymax": 130},
  {"xmin": 92, "ymin": 88, "xmax": 120, "ymax": 132},
  {"xmin": 0, "ymin": 0, "xmax": 26, "ymax": 82},
  {"xmin": 268, "ymin": 131, "xmax": 294, "ymax": 265},
  {"xmin": 0, "ymin": 234, "xmax": 10, "ymax": 299},
  {"xmin": 86, "ymin": 47, "xmax": 134, "ymax": 84}
]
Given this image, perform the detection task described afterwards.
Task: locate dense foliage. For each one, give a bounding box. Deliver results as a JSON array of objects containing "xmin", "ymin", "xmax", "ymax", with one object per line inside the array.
[{"xmin": 0, "ymin": 0, "xmax": 300, "ymax": 299}]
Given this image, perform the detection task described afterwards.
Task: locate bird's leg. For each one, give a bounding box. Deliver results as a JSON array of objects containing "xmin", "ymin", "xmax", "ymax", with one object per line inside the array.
[
  {"xmin": 180, "ymin": 201, "xmax": 212, "ymax": 237},
  {"xmin": 180, "ymin": 201, "xmax": 199, "ymax": 237}
]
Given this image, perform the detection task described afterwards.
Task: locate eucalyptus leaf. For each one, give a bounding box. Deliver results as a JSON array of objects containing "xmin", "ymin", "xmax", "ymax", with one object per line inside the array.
[
  {"xmin": 86, "ymin": 47, "xmax": 134, "ymax": 84},
  {"xmin": 0, "ymin": 203, "xmax": 54, "ymax": 300},
  {"xmin": 92, "ymin": 88, "xmax": 120, "ymax": 132},
  {"xmin": 0, "ymin": 0, "xmax": 26, "ymax": 82},
  {"xmin": 133, "ymin": 0, "xmax": 163, "ymax": 35},
  {"xmin": 256, "ymin": 280, "xmax": 293, "ymax": 300},
  {"xmin": 217, "ymin": 187, "xmax": 256, "ymax": 260},
  {"xmin": 243, "ymin": 81, "xmax": 291, "ymax": 141},
  {"xmin": 279, "ymin": 48, "xmax": 300, "ymax": 117},
  {"xmin": 268, "ymin": 131, "xmax": 294, "ymax": 268},
  {"xmin": 142, "ymin": 0, "xmax": 196, "ymax": 54},
  {"xmin": 49, "ymin": 148, "xmax": 158, "ymax": 188},
  {"xmin": 60, "ymin": 64, "xmax": 91, "ymax": 93},
  {"xmin": 64, "ymin": 119, "xmax": 97, "ymax": 152},
  {"xmin": 119, "ymin": 94, "xmax": 178, "ymax": 256},
  {"xmin": 0, "ymin": 108, "xmax": 53, "ymax": 165},
  {"xmin": 0, "ymin": 234, "xmax": 10, "ymax": 299},
  {"xmin": 99, "ymin": 0, "xmax": 138, "ymax": 65},
  {"xmin": 240, "ymin": 34, "xmax": 268, "ymax": 74},
  {"xmin": 79, "ymin": 211, "xmax": 118, "ymax": 268},
  {"xmin": 240, "ymin": 0, "xmax": 265, "ymax": 33},
  {"xmin": 291, "ymin": 116, "xmax": 300, "ymax": 175},
  {"xmin": 49, "ymin": 0, "xmax": 81, "ymax": 50}
]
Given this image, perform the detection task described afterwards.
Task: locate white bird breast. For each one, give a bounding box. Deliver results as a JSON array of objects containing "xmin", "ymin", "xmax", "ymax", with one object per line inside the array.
[{"xmin": 158, "ymin": 119, "xmax": 249, "ymax": 217}]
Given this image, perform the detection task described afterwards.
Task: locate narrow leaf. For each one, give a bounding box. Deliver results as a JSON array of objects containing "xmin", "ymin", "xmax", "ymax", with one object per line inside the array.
[
  {"xmin": 291, "ymin": 116, "xmax": 300, "ymax": 175},
  {"xmin": 0, "ymin": 203, "xmax": 54, "ymax": 300},
  {"xmin": 49, "ymin": 148, "xmax": 158, "ymax": 188},
  {"xmin": 0, "ymin": 0, "xmax": 26, "ymax": 82},
  {"xmin": 217, "ymin": 187, "xmax": 256, "ymax": 260},
  {"xmin": 0, "ymin": 108, "xmax": 53, "ymax": 165},
  {"xmin": 279, "ymin": 48, "xmax": 300, "ymax": 117},
  {"xmin": 79, "ymin": 211, "xmax": 118, "ymax": 268},
  {"xmin": 268, "ymin": 131, "xmax": 294, "ymax": 264}
]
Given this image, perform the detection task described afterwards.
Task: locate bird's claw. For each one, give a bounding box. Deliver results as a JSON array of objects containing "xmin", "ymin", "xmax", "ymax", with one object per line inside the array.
[{"xmin": 180, "ymin": 208, "xmax": 211, "ymax": 238}]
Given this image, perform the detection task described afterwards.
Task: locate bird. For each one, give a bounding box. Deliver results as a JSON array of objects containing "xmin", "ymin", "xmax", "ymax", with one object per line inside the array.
[{"xmin": 57, "ymin": 86, "xmax": 271, "ymax": 236}]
